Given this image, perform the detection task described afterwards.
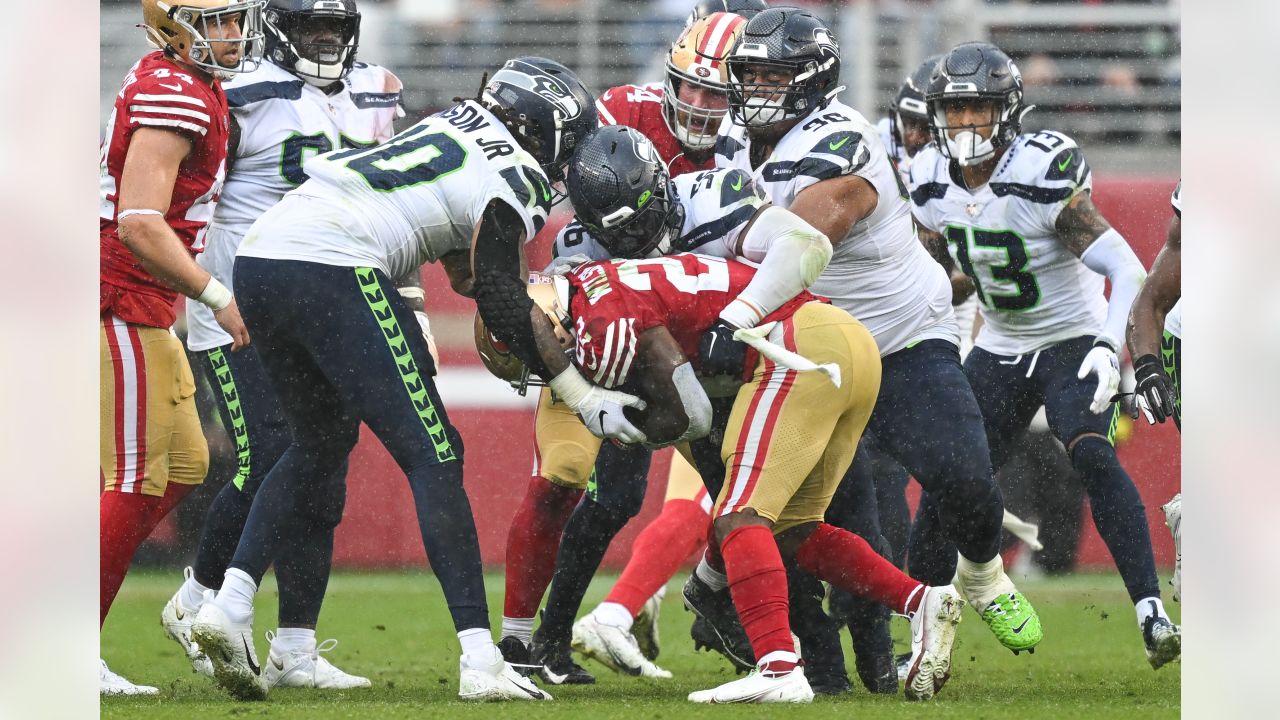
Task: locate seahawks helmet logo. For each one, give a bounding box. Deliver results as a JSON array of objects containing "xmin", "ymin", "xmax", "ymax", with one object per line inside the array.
[
  {"xmin": 813, "ymin": 28, "xmax": 839, "ymax": 58},
  {"xmin": 490, "ymin": 63, "xmax": 584, "ymax": 120},
  {"xmin": 625, "ymin": 128, "xmax": 661, "ymax": 166}
]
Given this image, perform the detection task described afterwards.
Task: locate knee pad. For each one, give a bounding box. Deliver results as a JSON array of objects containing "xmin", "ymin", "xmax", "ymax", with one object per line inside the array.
[{"xmin": 1069, "ymin": 435, "xmax": 1122, "ymax": 482}]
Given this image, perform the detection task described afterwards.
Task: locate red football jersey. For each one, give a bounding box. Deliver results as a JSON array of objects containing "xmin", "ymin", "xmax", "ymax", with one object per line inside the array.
[
  {"xmin": 100, "ymin": 51, "xmax": 230, "ymax": 328},
  {"xmin": 595, "ymin": 83, "xmax": 712, "ymax": 178},
  {"xmin": 567, "ymin": 254, "xmax": 816, "ymax": 388}
]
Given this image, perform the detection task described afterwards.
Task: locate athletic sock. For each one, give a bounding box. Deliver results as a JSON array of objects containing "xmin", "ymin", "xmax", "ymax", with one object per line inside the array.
[
  {"xmin": 271, "ymin": 627, "xmax": 316, "ymax": 655},
  {"xmin": 100, "ymin": 483, "xmax": 195, "ymax": 626},
  {"xmin": 458, "ymin": 627, "xmax": 501, "ymax": 669},
  {"xmin": 720, "ymin": 525, "xmax": 794, "ymax": 661},
  {"xmin": 216, "ymin": 567, "xmax": 258, "ymax": 623},
  {"xmin": 695, "ymin": 554, "xmax": 729, "ymax": 591},
  {"xmin": 795, "ymin": 523, "xmax": 924, "ymax": 616},
  {"xmin": 955, "ymin": 553, "xmax": 1007, "ymax": 608},
  {"xmin": 605, "ymin": 499, "xmax": 707, "ymax": 617},
  {"xmin": 593, "ymin": 602, "xmax": 634, "ymax": 631},
  {"xmin": 500, "ymin": 617, "xmax": 535, "ymax": 646},
  {"xmin": 503, "ymin": 476, "xmax": 582, "ymax": 619},
  {"xmin": 178, "ymin": 572, "xmax": 212, "ymax": 611}
]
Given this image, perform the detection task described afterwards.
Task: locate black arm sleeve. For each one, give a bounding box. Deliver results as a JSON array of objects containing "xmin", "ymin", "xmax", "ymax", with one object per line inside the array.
[{"xmin": 471, "ymin": 199, "xmax": 552, "ymax": 379}]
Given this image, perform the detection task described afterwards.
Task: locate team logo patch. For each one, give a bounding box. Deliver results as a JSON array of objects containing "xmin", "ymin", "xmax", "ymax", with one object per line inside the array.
[
  {"xmin": 813, "ymin": 28, "xmax": 840, "ymax": 57},
  {"xmin": 694, "ymin": 66, "xmax": 712, "ymax": 78}
]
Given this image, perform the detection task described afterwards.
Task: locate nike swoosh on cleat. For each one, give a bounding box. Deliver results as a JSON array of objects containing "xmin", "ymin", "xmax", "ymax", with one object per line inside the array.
[
  {"xmin": 174, "ymin": 606, "xmax": 185, "ymax": 621},
  {"xmin": 1011, "ymin": 618, "xmax": 1031, "ymax": 634},
  {"xmin": 542, "ymin": 667, "xmax": 568, "ymax": 684},
  {"xmin": 243, "ymin": 638, "xmax": 261, "ymax": 675},
  {"xmin": 271, "ymin": 655, "xmax": 285, "ymax": 671}
]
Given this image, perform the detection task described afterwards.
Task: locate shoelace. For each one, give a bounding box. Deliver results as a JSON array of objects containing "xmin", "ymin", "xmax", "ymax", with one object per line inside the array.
[{"xmin": 264, "ymin": 630, "xmax": 341, "ymax": 663}]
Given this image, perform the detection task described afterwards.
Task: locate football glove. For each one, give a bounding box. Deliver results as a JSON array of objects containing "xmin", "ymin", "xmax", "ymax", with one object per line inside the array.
[
  {"xmin": 1131, "ymin": 354, "xmax": 1175, "ymax": 425},
  {"xmin": 698, "ymin": 320, "xmax": 749, "ymax": 379},
  {"xmin": 1077, "ymin": 340, "xmax": 1121, "ymax": 415},
  {"xmin": 549, "ymin": 366, "xmax": 649, "ymax": 445}
]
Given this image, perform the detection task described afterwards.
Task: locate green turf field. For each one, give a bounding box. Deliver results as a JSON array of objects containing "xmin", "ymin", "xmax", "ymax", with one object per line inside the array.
[{"xmin": 101, "ymin": 569, "xmax": 1179, "ymax": 718}]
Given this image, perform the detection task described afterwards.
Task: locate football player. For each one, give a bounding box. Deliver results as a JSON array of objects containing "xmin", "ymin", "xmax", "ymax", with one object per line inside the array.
[
  {"xmin": 496, "ymin": 9, "xmax": 754, "ymax": 684},
  {"xmin": 99, "ymin": 0, "xmax": 264, "ymax": 696},
  {"xmin": 909, "ymin": 41, "xmax": 1180, "ymax": 669},
  {"xmin": 496, "ymin": 120, "xmax": 832, "ymax": 682},
  {"xmin": 188, "ymin": 57, "xmax": 600, "ymax": 702},
  {"xmin": 712, "ymin": 7, "xmax": 1043, "ymax": 654},
  {"xmin": 160, "ymin": 0, "xmax": 398, "ymax": 690},
  {"xmin": 1127, "ymin": 181, "xmax": 1181, "ymax": 601},
  {"xmin": 540, "ymin": 252, "xmax": 965, "ymax": 703}
]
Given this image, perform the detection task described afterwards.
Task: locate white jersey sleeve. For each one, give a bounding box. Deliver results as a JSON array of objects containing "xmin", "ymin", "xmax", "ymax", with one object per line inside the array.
[
  {"xmin": 551, "ymin": 219, "xmax": 614, "ymax": 263},
  {"xmin": 1001, "ymin": 130, "xmax": 1092, "ymax": 239},
  {"xmin": 672, "ymin": 168, "xmax": 768, "ymax": 258}
]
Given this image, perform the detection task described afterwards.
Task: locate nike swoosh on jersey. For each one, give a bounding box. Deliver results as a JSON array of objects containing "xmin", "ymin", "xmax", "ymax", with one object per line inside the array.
[
  {"xmin": 828, "ymin": 137, "xmax": 850, "ymax": 151},
  {"xmin": 731, "ymin": 175, "xmax": 744, "ymax": 191},
  {"xmin": 158, "ymin": 82, "xmax": 184, "ymax": 92},
  {"xmin": 1057, "ymin": 153, "xmax": 1073, "ymax": 172}
]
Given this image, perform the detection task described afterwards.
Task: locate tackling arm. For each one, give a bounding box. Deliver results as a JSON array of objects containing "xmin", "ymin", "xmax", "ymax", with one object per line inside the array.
[
  {"xmin": 787, "ymin": 174, "xmax": 878, "ymax": 248},
  {"xmin": 1126, "ymin": 214, "xmax": 1181, "ymax": 360},
  {"xmin": 718, "ymin": 206, "xmax": 833, "ymax": 329}
]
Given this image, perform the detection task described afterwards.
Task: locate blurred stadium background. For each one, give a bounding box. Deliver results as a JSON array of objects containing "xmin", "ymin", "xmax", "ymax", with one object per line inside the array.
[{"xmin": 100, "ymin": 0, "xmax": 1180, "ymax": 576}]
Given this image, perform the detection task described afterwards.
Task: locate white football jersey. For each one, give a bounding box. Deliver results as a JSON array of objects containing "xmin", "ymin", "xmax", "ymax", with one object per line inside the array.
[
  {"xmin": 716, "ymin": 99, "xmax": 956, "ymax": 356},
  {"xmin": 188, "ymin": 61, "xmax": 402, "ymax": 351},
  {"xmin": 238, "ymin": 100, "xmax": 553, "ymax": 282},
  {"xmin": 909, "ymin": 130, "xmax": 1106, "ymax": 356},
  {"xmin": 876, "ymin": 116, "xmax": 911, "ymax": 174},
  {"xmin": 1165, "ymin": 180, "xmax": 1182, "ymax": 338},
  {"xmin": 550, "ymin": 167, "xmax": 767, "ymax": 264}
]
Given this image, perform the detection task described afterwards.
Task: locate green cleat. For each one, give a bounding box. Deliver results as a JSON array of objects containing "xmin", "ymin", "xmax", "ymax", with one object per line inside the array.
[{"xmin": 977, "ymin": 591, "xmax": 1043, "ymax": 653}]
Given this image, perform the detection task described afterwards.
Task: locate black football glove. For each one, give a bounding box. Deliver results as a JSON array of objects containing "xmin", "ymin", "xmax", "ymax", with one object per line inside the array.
[
  {"xmin": 698, "ymin": 319, "xmax": 749, "ymax": 379},
  {"xmin": 1131, "ymin": 354, "xmax": 1175, "ymax": 424}
]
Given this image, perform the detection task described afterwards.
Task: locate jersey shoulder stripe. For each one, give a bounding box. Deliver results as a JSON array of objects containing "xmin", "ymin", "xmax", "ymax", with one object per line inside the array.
[
  {"xmin": 679, "ymin": 204, "xmax": 756, "ymax": 252},
  {"xmin": 988, "ymin": 182, "xmax": 1075, "ymax": 204},
  {"xmin": 715, "ymin": 133, "xmax": 746, "ymax": 162},
  {"xmin": 910, "ymin": 181, "xmax": 948, "ymax": 207},
  {"xmin": 226, "ymin": 80, "xmax": 305, "ymax": 108},
  {"xmin": 498, "ymin": 165, "xmax": 552, "ymax": 234}
]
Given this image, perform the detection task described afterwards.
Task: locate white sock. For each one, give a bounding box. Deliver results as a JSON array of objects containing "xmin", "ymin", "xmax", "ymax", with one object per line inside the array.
[
  {"xmin": 458, "ymin": 628, "xmax": 500, "ymax": 668},
  {"xmin": 178, "ymin": 574, "xmax": 211, "ymax": 611},
  {"xmin": 652, "ymin": 584, "xmax": 668, "ymax": 604},
  {"xmin": 217, "ymin": 568, "xmax": 257, "ymax": 622},
  {"xmin": 695, "ymin": 556, "xmax": 729, "ymax": 591},
  {"xmin": 500, "ymin": 617, "xmax": 535, "ymax": 646},
  {"xmin": 955, "ymin": 554, "xmax": 1006, "ymax": 607},
  {"xmin": 1135, "ymin": 597, "xmax": 1168, "ymax": 627},
  {"xmin": 593, "ymin": 602, "xmax": 634, "ymax": 631},
  {"xmin": 271, "ymin": 627, "xmax": 316, "ymax": 655}
]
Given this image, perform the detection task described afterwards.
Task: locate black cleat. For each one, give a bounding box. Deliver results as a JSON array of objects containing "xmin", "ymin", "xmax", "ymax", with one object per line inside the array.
[
  {"xmin": 683, "ymin": 574, "xmax": 755, "ymax": 672},
  {"xmin": 497, "ymin": 635, "xmax": 539, "ymax": 678},
  {"xmin": 531, "ymin": 632, "xmax": 596, "ymax": 685}
]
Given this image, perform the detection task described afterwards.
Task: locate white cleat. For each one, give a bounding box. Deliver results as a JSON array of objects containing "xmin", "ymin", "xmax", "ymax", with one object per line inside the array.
[
  {"xmin": 161, "ymin": 568, "xmax": 213, "ymax": 677},
  {"xmin": 191, "ymin": 596, "xmax": 267, "ymax": 701},
  {"xmin": 571, "ymin": 612, "xmax": 672, "ymax": 679},
  {"xmin": 633, "ymin": 592, "xmax": 663, "ymax": 661},
  {"xmin": 688, "ymin": 665, "xmax": 814, "ymax": 704},
  {"xmin": 100, "ymin": 658, "xmax": 159, "ymax": 696},
  {"xmin": 1162, "ymin": 493, "xmax": 1181, "ymax": 603},
  {"xmin": 458, "ymin": 654, "xmax": 552, "ymax": 701},
  {"xmin": 904, "ymin": 584, "xmax": 965, "ymax": 701},
  {"xmin": 263, "ymin": 632, "xmax": 372, "ymax": 689}
]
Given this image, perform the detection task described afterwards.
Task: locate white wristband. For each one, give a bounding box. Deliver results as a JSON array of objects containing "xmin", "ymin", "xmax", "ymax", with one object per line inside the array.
[
  {"xmin": 197, "ymin": 277, "xmax": 233, "ymax": 312},
  {"xmin": 548, "ymin": 365, "xmax": 591, "ymax": 409}
]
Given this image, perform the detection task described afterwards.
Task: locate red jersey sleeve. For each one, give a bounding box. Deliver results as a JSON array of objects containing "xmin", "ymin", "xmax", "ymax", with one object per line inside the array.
[{"xmin": 123, "ymin": 66, "xmax": 217, "ymax": 140}]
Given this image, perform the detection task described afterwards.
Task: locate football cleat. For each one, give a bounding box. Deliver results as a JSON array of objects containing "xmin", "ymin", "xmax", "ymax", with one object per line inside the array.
[
  {"xmin": 531, "ymin": 631, "xmax": 596, "ymax": 685},
  {"xmin": 191, "ymin": 596, "xmax": 267, "ymax": 701},
  {"xmin": 1143, "ymin": 616, "xmax": 1182, "ymax": 670},
  {"xmin": 571, "ymin": 612, "xmax": 672, "ymax": 678},
  {"xmin": 976, "ymin": 590, "xmax": 1043, "ymax": 654},
  {"xmin": 633, "ymin": 592, "xmax": 663, "ymax": 661},
  {"xmin": 903, "ymin": 585, "xmax": 965, "ymax": 701},
  {"xmin": 100, "ymin": 658, "xmax": 158, "ymax": 696},
  {"xmin": 688, "ymin": 664, "xmax": 814, "ymax": 704},
  {"xmin": 458, "ymin": 654, "xmax": 552, "ymax": 701},
  {"xmin": 683, "ymin": 574, "xmax": 755, "ymax": 672},
  {"xmin": 160, "ymin": 567, "xmax": 213, "ymax": 677},
  {"xmin": 497, "ymin": 636, "xmax": 540, "ymax": 677},
  {"xmin": 1162, "ymin": 493, "xmax": 1182, "ymax": 603},
  {"xmin": 263, "ymin": 632, "xmax": 371, "ymax": 689}
]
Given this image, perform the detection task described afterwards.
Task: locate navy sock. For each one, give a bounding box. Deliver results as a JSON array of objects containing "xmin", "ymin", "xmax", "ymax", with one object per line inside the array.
[
  {"xmin": 407, "ymin": 460, "xmax": 490, "ymax": 631},
  {"xmin": 1071, "ymin": 437, "xmax": 1161, "ymax": 602},
  {"xmin": 538, "ymin": 498, "xmax": 634, "ymax": 644},
  {"xmin": 192, "ymin": 481, "xmax": 253, "ymax": 589}
]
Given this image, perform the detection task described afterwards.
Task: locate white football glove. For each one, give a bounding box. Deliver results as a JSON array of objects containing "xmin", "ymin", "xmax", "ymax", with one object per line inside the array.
[
  {"xmin": 1077, "ymin": 341, "xmax": 1120, "ymax": 414},
  {"xmin": 549, "ymin": 366, "xmax": 648, "ymax": 444}
]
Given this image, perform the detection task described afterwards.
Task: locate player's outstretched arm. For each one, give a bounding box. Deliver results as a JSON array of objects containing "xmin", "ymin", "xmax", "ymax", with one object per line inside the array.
[
  {"xmin": 1127, "ymin": 214, "xmax": 1181, "ymax": 361},
  {"xmin": 787, "ymin": 174, "xmax": 879, "ymax": 248},
  {"xmin": 116, "ymin": 127, "xmax": 249, "ymax": 349}
]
